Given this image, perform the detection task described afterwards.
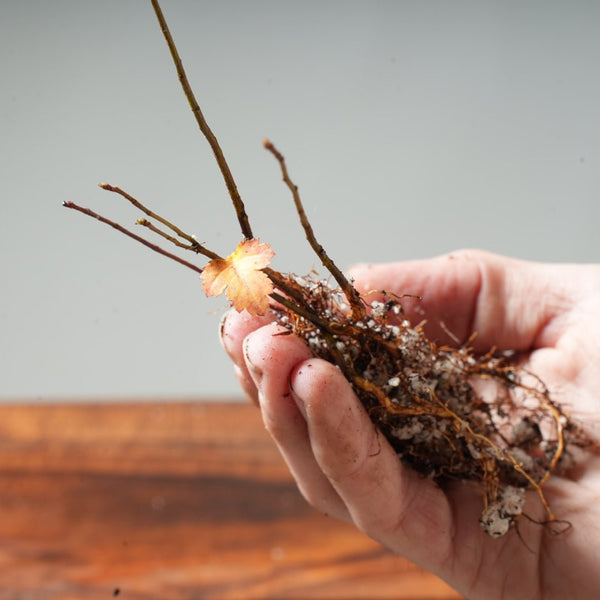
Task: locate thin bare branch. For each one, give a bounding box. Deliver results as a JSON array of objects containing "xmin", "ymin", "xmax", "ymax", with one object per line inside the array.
[
  {"xmin": 99, "ymin": 183, "xmax": 195, "ymax": 243},
  {"xmin": 263, "ymin": 139, "xmax": 365, "ymax": 320},
  {"xmin": 137, "ymin": 218, "xmax": 221, "ymax": 260},
  {"xmin": 149, "ymin": 0, "xmax": 253, "ymax": 240},
  {"xmin": 63, "ymin": 201, "xmax": 204, "ymax": 275}
]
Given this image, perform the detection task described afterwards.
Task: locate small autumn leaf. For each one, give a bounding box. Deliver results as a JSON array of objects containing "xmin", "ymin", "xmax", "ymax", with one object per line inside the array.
[{"xmin": 201, "ymin": 239, "xmax": 275, "ymax": 315}]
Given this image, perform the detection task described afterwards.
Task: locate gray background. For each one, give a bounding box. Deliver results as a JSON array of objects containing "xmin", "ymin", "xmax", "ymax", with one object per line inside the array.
[{"xmin": 1, "ymin": 1, "xmax": 599, "ymax": 402}]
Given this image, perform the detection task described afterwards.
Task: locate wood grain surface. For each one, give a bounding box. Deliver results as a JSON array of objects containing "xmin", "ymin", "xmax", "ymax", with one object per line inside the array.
[{"xmin": 0, "ymin": 401, "xmax": 462, "ymax": 599}]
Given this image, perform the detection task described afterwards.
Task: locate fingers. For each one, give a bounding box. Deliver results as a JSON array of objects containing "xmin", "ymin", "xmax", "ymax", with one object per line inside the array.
[
  {"xmin": 220, "ymin": 309, "xmax": 273, "ymax": 404},
  {"xmin": 242, "ymin": 325, "xmax": 351, "ymax": 521},
  {"xmin": 239, "ymin": 323, "xmax": 455, "ymax": 568},
  {"xmin": 221, "ymin": 305, "xmax": 455, "ymax": 571},
  {"xmin": 348, "ymin": 249, "xmax": 574, "ymax": 351},
  {"xmin": 220, "ymin": 309, "xmax": 350, "ymax": 518}
]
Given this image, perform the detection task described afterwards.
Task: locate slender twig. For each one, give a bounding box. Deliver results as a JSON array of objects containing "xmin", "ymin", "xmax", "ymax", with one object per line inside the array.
[
  {"xmin": 137, "ymin": 218, "xmax": 221, "ymax": 260},
  {"xmin": 99, "ymin": 183, "xmax": 203, "ymax": 248},
  {"xmin": 63, "ymin": 202, "xmax": 204, "ymax": 275},
  {"xmin": 263, "ymin": 139, "xmax": 365, "ymax": 321},
  {"xmin": 149, "ymin": 0, "xmax": 253, "ymax": 240}
]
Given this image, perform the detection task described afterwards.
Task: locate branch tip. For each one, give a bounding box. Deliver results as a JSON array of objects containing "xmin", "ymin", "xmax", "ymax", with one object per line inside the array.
[
  {"xmin": 150, "ymin": 0, "xmax": 253, "ymax": 240},
  {"xmin": 264, "ymin": 140, "xmax": 365, "ymax": 320}
]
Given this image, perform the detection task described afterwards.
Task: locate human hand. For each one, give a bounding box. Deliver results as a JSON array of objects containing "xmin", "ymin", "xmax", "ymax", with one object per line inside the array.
[{"xmin": 220, "ymin": 250, "xmax": 600, "ymax": 600}]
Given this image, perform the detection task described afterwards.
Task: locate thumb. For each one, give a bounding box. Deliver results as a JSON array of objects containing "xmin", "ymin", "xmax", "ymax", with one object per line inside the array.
[{"xmin": 347, "ymin": 249, "xmax": 573, "ymax": 351}]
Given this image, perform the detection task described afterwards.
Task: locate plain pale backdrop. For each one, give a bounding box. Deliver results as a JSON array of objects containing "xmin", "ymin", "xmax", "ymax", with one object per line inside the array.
[{"xmin": 1, "ymin": 1, "xmax": 599, "ymax": 402}]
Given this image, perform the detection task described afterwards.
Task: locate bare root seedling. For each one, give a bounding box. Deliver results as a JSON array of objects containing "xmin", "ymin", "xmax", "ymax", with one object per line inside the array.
[{"xmin": 64, "ymin": 0, "xmax": 593, "ymax": 538}]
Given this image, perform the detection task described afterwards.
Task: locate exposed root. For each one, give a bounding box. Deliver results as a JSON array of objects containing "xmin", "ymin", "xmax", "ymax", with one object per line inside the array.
[{"xmin": 268, "ymin": 273, "xmax": 583, "ymax": 536}]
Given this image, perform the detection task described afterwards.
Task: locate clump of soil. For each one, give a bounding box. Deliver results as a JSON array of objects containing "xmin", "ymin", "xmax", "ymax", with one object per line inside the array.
[{"xmin": 270, "ymin": 274, "xmax": 582, "ymax": 536}]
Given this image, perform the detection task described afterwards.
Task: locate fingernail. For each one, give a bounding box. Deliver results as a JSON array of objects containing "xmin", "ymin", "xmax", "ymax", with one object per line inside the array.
[
  {"xmin": 289, "ymin": 361, "xmax": 313, "ymax": 420},
  {"xmin": 233, "ymin": 364, "xmax": 259, "ymax": 406},
  {"xmin": 288, "ymin": 377, "xmax": 307, "ymax": 420},
  {"xmin": 243, "ymin": 335, "xmax": 263, "ymax": 387},
  {"xmin": 218, "ymin": 311, "xmax": 230, "ymax": 351}
]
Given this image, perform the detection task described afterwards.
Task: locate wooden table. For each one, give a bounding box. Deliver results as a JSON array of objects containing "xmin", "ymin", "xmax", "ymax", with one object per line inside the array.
[{"xmin": 0, "ymin": 401, "xmax": 462, "ymax": 599}]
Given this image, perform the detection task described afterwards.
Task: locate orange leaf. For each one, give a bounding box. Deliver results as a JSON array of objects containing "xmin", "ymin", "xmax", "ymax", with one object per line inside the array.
[{"xmin": 201, "ymin": 239, "xmax": 275, "ymax": 315}]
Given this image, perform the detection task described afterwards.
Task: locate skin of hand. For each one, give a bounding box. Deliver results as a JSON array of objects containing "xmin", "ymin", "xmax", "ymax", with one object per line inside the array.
[{"xmin": 219, "ymin": 249, "xmax": 600, "ymax": 600}]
